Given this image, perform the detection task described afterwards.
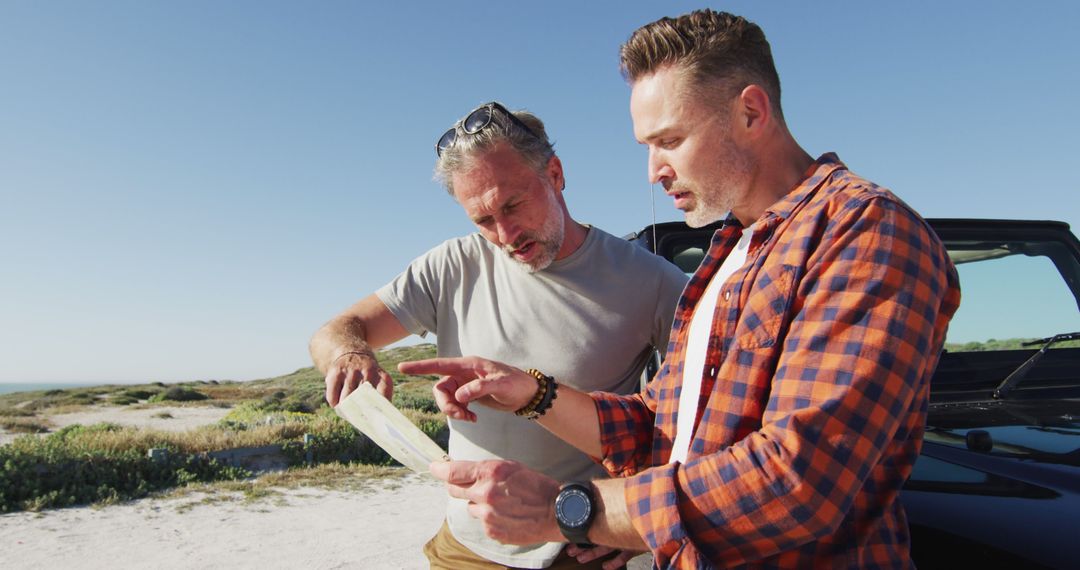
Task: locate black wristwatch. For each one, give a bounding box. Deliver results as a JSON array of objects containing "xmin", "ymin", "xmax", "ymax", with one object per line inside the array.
[{"xmin": 554, "ymin": 482, "xmax": 596, "ymax": 545}]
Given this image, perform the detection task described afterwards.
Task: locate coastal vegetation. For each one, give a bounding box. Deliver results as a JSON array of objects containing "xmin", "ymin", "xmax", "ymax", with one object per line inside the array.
[
  {"xmin": 0, "ymin": 344, "xmax": 442, "ymax": 513},
  {"xmin": 944, "ymin": 337, "xmax": 1080, "ymax": 352}
]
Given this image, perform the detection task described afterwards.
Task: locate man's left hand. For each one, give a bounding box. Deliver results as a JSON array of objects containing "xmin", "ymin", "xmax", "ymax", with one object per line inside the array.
[{"xmin": 429, "ymin": 459, "xmax": 563, "ymax": 545}]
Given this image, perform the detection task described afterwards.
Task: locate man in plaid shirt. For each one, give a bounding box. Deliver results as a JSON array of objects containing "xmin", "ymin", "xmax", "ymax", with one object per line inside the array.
[{"xmin": 401, "ymin": 9, "xmax": 961, "ymax": 569}]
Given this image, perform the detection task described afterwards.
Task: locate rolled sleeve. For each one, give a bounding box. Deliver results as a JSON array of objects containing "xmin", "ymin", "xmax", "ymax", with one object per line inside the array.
[{"xmin": 591, "ymin": 390, "xmax": 656, "ymax": 478}]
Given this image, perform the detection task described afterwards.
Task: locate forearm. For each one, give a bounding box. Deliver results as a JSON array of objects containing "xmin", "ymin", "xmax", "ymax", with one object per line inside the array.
[
  {"xmin": 309, "ymin": 294, "xmax": 409, "ymax": 372},
  {"xmin": 309, "ymin": 316, "xmax": 376, "ymax": 373},
  {"xmin": 588, "ymin": 478, "xmax": 647, "ymax": 550},
  {"xmin": 534, "ymin": 385, "xmax": 603, "ymax": 458}
]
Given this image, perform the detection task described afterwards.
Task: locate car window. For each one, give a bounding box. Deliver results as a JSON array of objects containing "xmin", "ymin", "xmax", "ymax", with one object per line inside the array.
[
  {"xmin": 943, "ymin": 239, "xmax": 1080, "ymax": 352},
  {"xmin": 669, "ymin": 244, "xmax": 706, "ymax": 274}
]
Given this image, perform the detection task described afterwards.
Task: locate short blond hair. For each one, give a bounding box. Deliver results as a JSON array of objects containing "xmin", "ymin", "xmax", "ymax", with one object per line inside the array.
[{"xmin": 621, "ymin": 9, "xmax": 784, "ymax": 121}]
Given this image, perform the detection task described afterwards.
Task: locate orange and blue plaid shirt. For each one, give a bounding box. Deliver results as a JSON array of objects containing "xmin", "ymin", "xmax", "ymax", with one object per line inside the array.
[{"xmin": 592, "ymin": 154, "xmax": 961, "ymax": 569}]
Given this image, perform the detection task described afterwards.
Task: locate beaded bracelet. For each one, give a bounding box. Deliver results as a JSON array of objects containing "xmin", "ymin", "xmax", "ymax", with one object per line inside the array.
[{"xmin": 515, "ymin": 369, "xmax": 558, "ymax": 420}]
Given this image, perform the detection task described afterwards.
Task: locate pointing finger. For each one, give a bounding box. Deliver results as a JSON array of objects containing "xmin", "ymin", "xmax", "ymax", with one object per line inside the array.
[{"xmin": 399, "ymin": 357, "xmax": 483, "ymax": 377}]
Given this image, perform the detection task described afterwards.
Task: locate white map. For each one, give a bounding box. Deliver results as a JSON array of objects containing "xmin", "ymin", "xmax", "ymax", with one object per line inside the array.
[{"xmin": 334, "ymin": 383, "xmax": 449, "ymax": 474}]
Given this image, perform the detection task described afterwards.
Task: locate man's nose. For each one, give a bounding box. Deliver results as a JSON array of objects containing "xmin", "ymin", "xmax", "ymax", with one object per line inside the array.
[
  {"xmin": 494, "ymin": 219, "xmax": 519, "ymax": 246},
  {"xmin": 648, "ymin": 149, "xmax": 674, "ymax": 186}
]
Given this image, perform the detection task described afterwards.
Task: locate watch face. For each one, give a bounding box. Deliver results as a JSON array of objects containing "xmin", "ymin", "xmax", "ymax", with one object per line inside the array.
[
  {"xmin": 557, "ymin": 487, "xmax": 592, "ymax": 527},
  {"xmin": 561, "ymin": 493, "xmax": 589, "ymax": 525}
]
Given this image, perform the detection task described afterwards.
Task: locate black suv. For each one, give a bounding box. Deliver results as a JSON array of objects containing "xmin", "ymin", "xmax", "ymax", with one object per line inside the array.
[{"xmin": 629, "ymin": 219, "xmax": 1080, "ymax": 569}]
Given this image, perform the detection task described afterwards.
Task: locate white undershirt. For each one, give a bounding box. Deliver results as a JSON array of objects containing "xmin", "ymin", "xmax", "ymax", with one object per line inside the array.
[{"xmin": 670, "ymin": 227, "xmax": 754, "ymax": 464}]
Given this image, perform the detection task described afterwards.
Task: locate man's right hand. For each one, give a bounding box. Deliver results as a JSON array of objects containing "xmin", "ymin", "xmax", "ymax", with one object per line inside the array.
[
  {"xmin": 325, "ymin": 351, "xmax": 394, "ymax": 407},
  {"xmin": 397, "ymin": 356, "xmax": 539, "ymax": 421}
]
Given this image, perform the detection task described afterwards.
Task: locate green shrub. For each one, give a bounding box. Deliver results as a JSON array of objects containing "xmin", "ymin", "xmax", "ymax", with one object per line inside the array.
[
  {"xmin": 282, "ymin": 399, "xmax": 315, "ymax": 414},
  {"xmin": 392, "ymin": 391, "xmax": 439, "ymax": 414},
  {"xmin": 149, "ymin": 387, "xmax": 208, "ymax": 403},
  {"xmin": 0, "ymin": 429, "xmax": 250, "ymax": 513},
  {"xmin": 120, "ymin": 389, "xmax": 157, "ymax": 400},
  {"xmin": 282, "ymin": 408, "xmax": 448, "ymax": 467}
]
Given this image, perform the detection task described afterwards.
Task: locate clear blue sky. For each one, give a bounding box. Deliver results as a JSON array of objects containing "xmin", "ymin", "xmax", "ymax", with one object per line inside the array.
[{"xmin": 2, "ymin": 1, "xmax": 1078, "ymax": 384}]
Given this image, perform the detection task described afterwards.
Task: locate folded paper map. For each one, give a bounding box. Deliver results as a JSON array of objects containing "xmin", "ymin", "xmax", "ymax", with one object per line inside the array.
[{"xmin": 334, "ymin": 382, "xmax": 449, "ymax": 474}]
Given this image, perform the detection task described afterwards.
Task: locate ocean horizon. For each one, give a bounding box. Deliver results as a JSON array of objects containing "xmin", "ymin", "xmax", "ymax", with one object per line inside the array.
[{"xmin": 0, "ymin": 382, "xmax": 103, "ymax": 395}]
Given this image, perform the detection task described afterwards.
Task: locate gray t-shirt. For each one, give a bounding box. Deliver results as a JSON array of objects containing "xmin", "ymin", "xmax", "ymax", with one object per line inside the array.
[{"xmin": 376, "ymin": 225, "xmax": 687, "ymax": 568}]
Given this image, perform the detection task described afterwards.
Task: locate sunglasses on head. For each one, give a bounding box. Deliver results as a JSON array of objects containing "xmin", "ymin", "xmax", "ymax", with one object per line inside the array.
[{"xmin": 435, "ymin": 101, "xmax": 542, "ymax": 157}]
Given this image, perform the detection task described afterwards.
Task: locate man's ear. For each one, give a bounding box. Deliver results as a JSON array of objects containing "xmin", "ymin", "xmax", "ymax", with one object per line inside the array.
[
  {"xmin": 546, "ymin": 155, "xmax": 566, "ymax": 192},
  {"xmin": 736, "ymin": 84, "xmax": 772, "ymax": 135}
]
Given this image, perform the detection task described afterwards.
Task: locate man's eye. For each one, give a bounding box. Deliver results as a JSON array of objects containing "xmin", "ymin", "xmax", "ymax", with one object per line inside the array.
[{"xmin": 659, "ymin": 138, "xmax": 680, "ymax": 149}]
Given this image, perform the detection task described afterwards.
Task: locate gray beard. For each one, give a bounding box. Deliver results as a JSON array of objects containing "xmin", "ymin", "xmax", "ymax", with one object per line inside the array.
[{"xmin": 505, "ymin": 212, "xmax": 565, "ymax": 273}]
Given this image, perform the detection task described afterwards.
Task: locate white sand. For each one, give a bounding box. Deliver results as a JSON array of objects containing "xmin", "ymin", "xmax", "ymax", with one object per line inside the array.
[{"xmin": 0, "ymin": 473, "xmax": 447, "ymax": 569}]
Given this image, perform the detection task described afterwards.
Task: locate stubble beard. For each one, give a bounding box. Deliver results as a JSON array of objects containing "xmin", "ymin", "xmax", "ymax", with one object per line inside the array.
[
  {"xmin": 504, "ymin": 200, "xmax": 565, "ymax": 273},
  {"xmin": 679, "ymin": 137, "xmax": 754, "ymax": 229},
  {"xmin": 677, "ymin": 180, "xmax": 734, "ymax": 228}
]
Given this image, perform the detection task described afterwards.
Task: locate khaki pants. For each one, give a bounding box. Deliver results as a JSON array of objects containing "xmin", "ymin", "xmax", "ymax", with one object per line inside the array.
[{"xmin": 424, "ymin": 520, "xmax": 617, "ymax": 570}]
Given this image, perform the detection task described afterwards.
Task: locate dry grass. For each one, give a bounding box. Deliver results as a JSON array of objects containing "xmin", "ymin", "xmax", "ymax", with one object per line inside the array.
[
  {"xmin": 0, "ymin": 416, "xmax": 53, "ymax": 433},
  {"xmin": 37, "ymin": 404, "xmax": 97, "ymax": 415},
  {"xmin": 0, "ymin": 407, "xmax": 36, "ymax": 417},
  {"xmin": 47, "ymin": 422, "xmax": 308, "ymax": 455},
  {"xmin": 157, "ymin": 463, "xmax": 407, "ymax": 510}
]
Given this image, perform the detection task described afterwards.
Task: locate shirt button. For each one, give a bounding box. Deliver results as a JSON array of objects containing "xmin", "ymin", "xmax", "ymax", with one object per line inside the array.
[{"xmin": 723, "ymin": 290, "xmax": 731, "ymax": 301}]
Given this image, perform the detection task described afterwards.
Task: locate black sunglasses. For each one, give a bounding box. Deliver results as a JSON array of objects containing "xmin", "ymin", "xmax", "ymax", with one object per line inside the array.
[{"xmin": 435, "ymin": 101, "xmax": 542, "ymax": 157}]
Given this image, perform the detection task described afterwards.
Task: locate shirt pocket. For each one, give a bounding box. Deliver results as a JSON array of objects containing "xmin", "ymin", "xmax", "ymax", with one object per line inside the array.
[{"xmin": 734, "ymin": 263, "xmax": 798, "ymax": 349}]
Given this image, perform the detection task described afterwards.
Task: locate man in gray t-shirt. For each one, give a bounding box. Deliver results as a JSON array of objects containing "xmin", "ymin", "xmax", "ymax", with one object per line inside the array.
[{"xmin": 309, "ymin": 101, "xmax": 686, "ymax": 569}]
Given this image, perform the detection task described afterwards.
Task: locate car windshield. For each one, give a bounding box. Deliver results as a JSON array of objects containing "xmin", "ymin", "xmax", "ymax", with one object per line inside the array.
[
  {"xmin": 943, "ymin": 237, "xmax": 1080, "ymax": 352},
  {"xmin": 930, "ymin": 226, "xmax": 1080, "ymax": 395}
]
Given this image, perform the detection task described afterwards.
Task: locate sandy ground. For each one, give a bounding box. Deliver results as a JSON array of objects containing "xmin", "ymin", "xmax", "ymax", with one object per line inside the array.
[
  {"xmin": 1, "ymin": 406, "xmax": 653, "ymax": 569},
  {"xmin": 0, "ymin": 473, "xmax": 446, "ymax": 569}
]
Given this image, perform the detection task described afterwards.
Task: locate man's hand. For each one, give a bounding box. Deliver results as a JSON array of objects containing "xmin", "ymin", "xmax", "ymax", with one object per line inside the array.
[
  {"xmin": 398, "ymin": 356, "xmax": 539, "ymax": 422},
  {"xmin": 566, "ymin": 544, "xmax": 642, "ymax": 570},
  {"xmin": 429, "ymin": 459, "xmax": 563, "ymax": 545},
  {"xmin": 325, "ymin": 351, "xmax": 394, "ymax": 406}
]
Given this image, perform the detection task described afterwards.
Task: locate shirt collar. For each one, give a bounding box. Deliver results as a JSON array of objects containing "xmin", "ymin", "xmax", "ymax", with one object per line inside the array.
[
  {"xmin": 761, "ymin": 152, "xmax": 847, "ymax": 223},
  {"xmin": 715, "ymin": 153, "xmax": 847, "ymax": 233}
]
